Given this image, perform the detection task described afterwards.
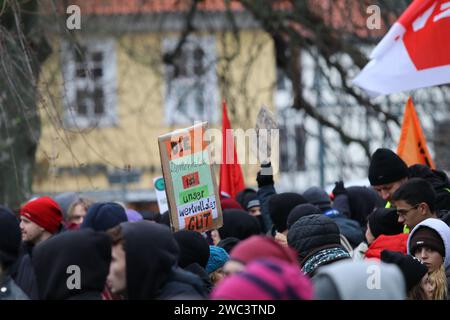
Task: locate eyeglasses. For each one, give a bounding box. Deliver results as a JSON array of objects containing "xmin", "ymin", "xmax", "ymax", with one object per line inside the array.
[{"xmin": 396, "ymin": 204, "xmax": 420, "ymax": 217}]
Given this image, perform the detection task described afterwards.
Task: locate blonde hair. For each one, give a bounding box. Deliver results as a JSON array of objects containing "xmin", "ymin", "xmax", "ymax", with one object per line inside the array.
[
  {"xmin": 428, "ymin": 265, "xmax": 447, "ymax": 300},
  {"xmin": 67, "ymin": 197, "xmax": 94, "ymax": 221}
]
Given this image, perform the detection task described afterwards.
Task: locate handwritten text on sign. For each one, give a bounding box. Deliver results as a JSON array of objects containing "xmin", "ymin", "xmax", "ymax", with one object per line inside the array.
[
  {"xmin": 184, "ymin": 210, "xmax": 213, "ymax": 233},
  {"xmin": 158, "ymin": 122, "xmax": 222, "ymax": 232}
]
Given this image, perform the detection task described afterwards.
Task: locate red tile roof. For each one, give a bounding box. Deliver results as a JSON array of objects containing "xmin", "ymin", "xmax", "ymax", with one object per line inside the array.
[
  {"xmin": 58, "ymin": 0, "xmax": 246, "ymax": 15},
  {"xmin": 43, "ymin": 0, "xmax": 388, "ymax": 37}
]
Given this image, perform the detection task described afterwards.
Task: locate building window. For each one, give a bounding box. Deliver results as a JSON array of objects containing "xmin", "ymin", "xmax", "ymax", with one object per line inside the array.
[
  {"xmin": 61, "ymin": 38, "xmax": 117, "ymax": 128},
  {"xmin": 279, "ymin": 124, "xmax": 306, "ymax": 172},
  {"xmin": 162, "ymin": 36, "xmax": 218, "ymax": 125}
]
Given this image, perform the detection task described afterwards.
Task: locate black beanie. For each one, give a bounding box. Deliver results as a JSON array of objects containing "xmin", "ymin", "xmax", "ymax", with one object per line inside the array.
[
  {"xmin": 218, "ymin": 209, "xmax": 261, "ymax": 240},
  {"xmin": 0, "ymin": 206, "xmax": 21, "ymax": 269},
  {"xmin": 409, "ymin": 227, "xmax": 446, "ymax": 258},
  {"xmin": 217, "ymin": 237, "xmax": 240, "ymax": 254},
  {"xmin": 287, "ymin": 204, "xmax": 321, "ymax": 230},
  {"xmin": 80, "ymin": 202, "xmax": 128, "ymax": 231},
  {"xmin": 174, "ymin": 230, "xmax": 210, "ymax": 269},
  {"xmin": 235, "ymin": 188, "xmax": 257, "ymax": 209},
  {"xmin": 368, "ymin": 148, "xmax": 408, "ymax": 186},
  {"xmin": 242, "ymin": 192, "xmax": 260, "ymax": 210},
  {"xmin": 302, "ymin": 187, "xmax": 331, "ymax": 212},
  {"xmin": 381, "ymin": 250, "xmax": 428, "ymax": 291},
  {"xmin": 268, "ymin": 193, "xmax": 307, "ymax": 233},
  {"xmin": 367, "ymin": 208, "xmax": 404, "ymax": 239}
]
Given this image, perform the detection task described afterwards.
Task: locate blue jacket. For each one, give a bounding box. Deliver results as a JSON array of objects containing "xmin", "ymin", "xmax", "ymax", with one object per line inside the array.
[
  {"xmin": 324, "ymin": 209, "xmax": 364, "ymax": 248},
  {"xmin": 257, "ymin": 184, "xmax": 276, "ymax": 235}
]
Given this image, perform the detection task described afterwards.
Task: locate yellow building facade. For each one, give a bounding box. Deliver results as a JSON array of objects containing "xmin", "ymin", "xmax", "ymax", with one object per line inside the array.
[{"xmin": 34, "ymin": 28, "xmax": 276, "ymax": 200}]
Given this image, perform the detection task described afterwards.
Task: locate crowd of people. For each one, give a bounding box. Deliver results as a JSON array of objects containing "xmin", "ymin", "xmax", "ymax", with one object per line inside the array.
[{"xmin": 1, "ymin": 147, "xmax": 450, "ymax": 300}]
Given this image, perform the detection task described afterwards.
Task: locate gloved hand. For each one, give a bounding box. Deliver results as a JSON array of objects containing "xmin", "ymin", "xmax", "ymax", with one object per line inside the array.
[
  {"xmin": 256, "ymin": 162, "xmax": 274, "ymax": 188},
  {"xmin": 332, "ymin": 181, "xmax": 346, "ymax": 197}
]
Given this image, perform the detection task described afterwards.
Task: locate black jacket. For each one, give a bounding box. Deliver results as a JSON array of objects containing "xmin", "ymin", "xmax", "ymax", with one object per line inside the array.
[
  {"xmin": 122, "ymin": 221, "xmax": 207, "ymax": 300},
  {"xmin": 157, "ymin": 267, "xmax": 207, "ymax": 299},
  {"xmin": 32, "ymin": 229, "xmax": 111, "ymax": 300},
  {"xmin": 12, "ymin": 247, "xmax": 39, "ymax": 300},
  {"xmin": 11, "ymin": 226, "xmax": 67, "ymax": 300},
  {"xmin": 184, "ymin": 263, "xmax": 213, "ymax": 294}
]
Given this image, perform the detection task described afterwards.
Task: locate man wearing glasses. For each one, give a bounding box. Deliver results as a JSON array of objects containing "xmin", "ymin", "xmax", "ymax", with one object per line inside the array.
[{"xmin": 391, "ymin": 178, "xmax": 438, "ymax": 230}]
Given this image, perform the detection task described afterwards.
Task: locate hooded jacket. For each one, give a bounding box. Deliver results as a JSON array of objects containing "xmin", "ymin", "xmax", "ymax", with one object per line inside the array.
[
  {"xmin": 365, "ymin": 233, "xmax": 409, "ymax": 260},
  {"xmin": 313, "ymin": 260, "xmax": 406, "ymax": 299},
  {"xmin": 32, "ymin": 229, "xmax": 111, "ymax": 300},
  {"xmin": 407, "ymin": 218, "xmax": 450, "ymax": 269},
  {"xmin": 333, "ymin": 186, "xmax": 385, "ymax": 228},
  {"xmin": 120, "ymin": 221, "xmax": 206, "ymax": 300},
  {"xmin": 218, "ymin": 209, "xmax": 261, "ymax": 241},
  {"xmin": 407, "ymin": 218, "xmax": 450, "ymax": 296},
  {"xmin": 173, "ymin": 230, "xmax": 210, "ymax": 269}
]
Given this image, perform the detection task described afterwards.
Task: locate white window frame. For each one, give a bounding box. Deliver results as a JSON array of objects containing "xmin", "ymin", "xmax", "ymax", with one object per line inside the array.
[
  {"xmin": 61, "ymin": 38, "xmax": 117, "ymax": 129},
  {"xmin": 162, "ymin": 35, "xmax": 219, "ymax": 125}
]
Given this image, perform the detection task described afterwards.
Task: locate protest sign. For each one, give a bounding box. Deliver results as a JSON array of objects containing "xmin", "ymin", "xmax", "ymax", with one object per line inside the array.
[
  {"xmin": 254, "ymin": 106, "xmax": 279, "ymax": 174},
  {"xmin": 153, "ymin": 176, "xmax": 169, "ymax": 213},
  {"xmin": 158, "ymin": 122, "xmax": 222, "ymax": 232}
]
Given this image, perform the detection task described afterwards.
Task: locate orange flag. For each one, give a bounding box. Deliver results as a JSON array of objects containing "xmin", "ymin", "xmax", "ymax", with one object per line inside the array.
[{"xmin": 397, "ymin": 97, "xmax": 435, "ymax": 169}]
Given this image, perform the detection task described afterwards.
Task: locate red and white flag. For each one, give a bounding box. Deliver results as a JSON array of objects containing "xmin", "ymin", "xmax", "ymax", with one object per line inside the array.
[{"xmin": 353, "ymin": 0, "xmax": 450, "ymax": 97}]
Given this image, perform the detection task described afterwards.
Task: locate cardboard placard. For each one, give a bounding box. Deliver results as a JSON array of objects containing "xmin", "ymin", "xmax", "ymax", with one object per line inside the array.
[
  {"xmin": 158, "ymin": 122, "xmax": 222, "ymax": 232},
  {"xmin": 255, "ymin": 106, "xmax": 278, "ymax": 161}
]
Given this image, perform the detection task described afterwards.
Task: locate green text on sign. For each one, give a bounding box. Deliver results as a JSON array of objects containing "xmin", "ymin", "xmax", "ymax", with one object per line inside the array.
[{"xmin": 179, "ymin": 185, "xmax": 209, "ymax": 205}]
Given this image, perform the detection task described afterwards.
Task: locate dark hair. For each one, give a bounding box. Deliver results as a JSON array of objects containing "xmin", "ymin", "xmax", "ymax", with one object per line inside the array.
[
  {"xmin": 391, "ymin": 178, "xmax": 436, "ymax": 213},
  {"xmin": 106, "ymin": 225, "xmax": 125, "ymax": 246}
]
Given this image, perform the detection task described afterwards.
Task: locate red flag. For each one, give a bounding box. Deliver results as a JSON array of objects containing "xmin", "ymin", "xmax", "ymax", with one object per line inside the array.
[
  {"xmin": 353, "ymin": 0, "xmax": 450, "ymax": 97},
  {"xmin": 397, "ymin": 97, "xmax": 435, "ymax": 169},
  {"xmin": 219, "ymin": 100, "xmax": 245, "ymax": 198}
]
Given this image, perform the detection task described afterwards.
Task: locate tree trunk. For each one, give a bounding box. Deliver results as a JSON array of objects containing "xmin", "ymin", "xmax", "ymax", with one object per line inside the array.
[{"xmin": 0, "ymin": 0, "xmax": 50, "ymax": 210}]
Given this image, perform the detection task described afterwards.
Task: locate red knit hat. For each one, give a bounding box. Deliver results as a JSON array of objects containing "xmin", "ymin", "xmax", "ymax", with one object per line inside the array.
[
  {"xmin": 230, "ymin": 235, "xmax": 298, "ymax": 264},
  {"xmin": 20, "ymin": 197, "xmax": 63, "ymax": 234}
]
